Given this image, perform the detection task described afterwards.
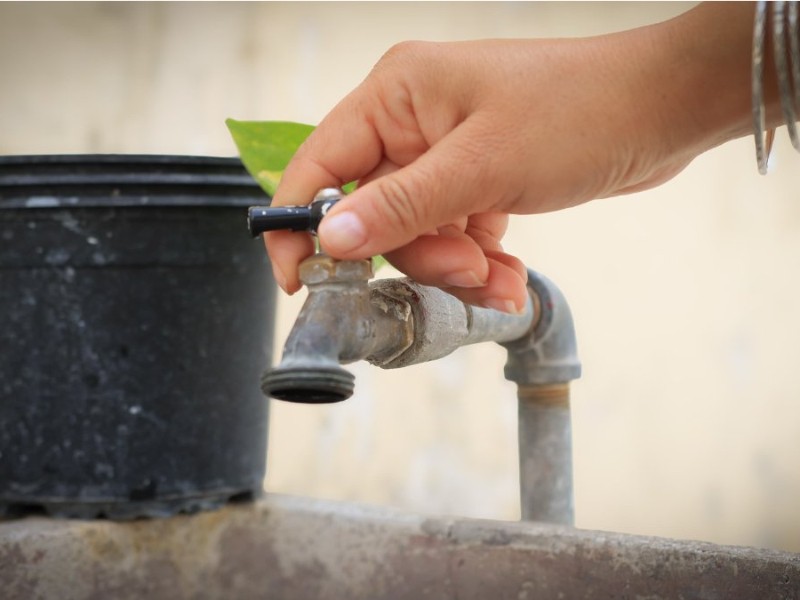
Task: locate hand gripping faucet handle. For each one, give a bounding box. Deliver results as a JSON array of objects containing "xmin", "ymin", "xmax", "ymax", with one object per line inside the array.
[{"xmin": 247, "ymin": 187, "xmax": 344, "ymax": 238}]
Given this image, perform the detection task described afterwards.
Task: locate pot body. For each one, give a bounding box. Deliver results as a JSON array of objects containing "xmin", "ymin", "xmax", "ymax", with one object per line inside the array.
[{"xmin": 0, "ymin": 155, "xmax": 275, "ymax": 518}]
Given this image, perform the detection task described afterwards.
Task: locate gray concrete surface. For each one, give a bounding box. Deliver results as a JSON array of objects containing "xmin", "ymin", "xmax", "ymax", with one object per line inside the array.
[{"xmin": 1, "ymin": 494, "xmax": 798, "ymax": 599}]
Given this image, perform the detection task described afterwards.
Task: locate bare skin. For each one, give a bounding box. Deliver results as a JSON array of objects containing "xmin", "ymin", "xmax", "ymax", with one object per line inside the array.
[{"xmin": 266, "ymin": 3, "xmax": 781, "ymax": 313}]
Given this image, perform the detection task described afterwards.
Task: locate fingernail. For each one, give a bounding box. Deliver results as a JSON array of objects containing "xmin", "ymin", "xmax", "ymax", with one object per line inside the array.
[
  {"xmin": 482, "ymin": 297, "xmax": 523, "ymax": 315},
  {"xmin": 319, "ymin": 212, "xmax": 367, "ymax": 254},
  {"xmin": 443, "ymin": 270, "xmax": 485, "ymax": 288}
]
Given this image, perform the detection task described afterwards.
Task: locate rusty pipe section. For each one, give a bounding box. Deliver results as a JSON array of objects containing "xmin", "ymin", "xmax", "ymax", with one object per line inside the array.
[
  {"xmin": 502, "ymin": 270, "xmax": 581, "ymax": 525},
  {"xmin": 516, "ymin": 384, "xmax": 574, "ymax": 524},
  {"xmin": 262, "ymin": 254, "xmax": 534, "ymax": 403}
]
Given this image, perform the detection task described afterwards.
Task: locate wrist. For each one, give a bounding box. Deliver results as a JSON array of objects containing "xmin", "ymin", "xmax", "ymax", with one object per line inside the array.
[{"xmin": 629, "ymin": 3, "xmax": 758, "ymax": 158}]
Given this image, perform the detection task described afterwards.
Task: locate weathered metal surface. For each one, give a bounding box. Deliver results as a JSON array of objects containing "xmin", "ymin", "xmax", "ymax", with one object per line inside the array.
[
  {"xmin": 375, "ymin": 278, "xmax": 534, "ymax": 369},
  {"xmin": 503, "ymin": 269, "xmax": 581, "ymax": 386},
  {"xmin": 504, "ymin": 270, "xmax": 580, "ymax": 525},
  {"xmin": 518, "ymin": 384, "xmax": 574, "ymax": 525},
  {"xmin": 261, "ymin": 255, "xmax": 377, "ymax": 403},
  {"xmin": 1, "ymin": 495, "xmax": 798, "ymax": 599},
  {"xmin": 263, "ymin": 254, "xmax": 534, "ymax": 403}
]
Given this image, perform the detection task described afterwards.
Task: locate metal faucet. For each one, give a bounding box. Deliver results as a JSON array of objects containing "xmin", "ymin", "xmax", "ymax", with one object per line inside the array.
[{"xmin": 249, "ymin": 189, "xmax": 581, "ymax": 525}]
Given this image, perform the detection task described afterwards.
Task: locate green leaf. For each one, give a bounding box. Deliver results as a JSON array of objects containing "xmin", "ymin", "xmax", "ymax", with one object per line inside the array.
[
  {"xmin": 372, "ymin": 255, "xmax": 390, "ymax": 271},
  {"xmin": 225, "ymin": 119, "xmax": 315, "ymax": 197}
]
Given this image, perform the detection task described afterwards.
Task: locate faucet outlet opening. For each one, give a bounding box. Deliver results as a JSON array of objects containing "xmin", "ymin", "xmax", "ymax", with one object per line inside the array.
[{"xmin": 261, "ymin": 366, "xmax": 355, "ymax": 404}]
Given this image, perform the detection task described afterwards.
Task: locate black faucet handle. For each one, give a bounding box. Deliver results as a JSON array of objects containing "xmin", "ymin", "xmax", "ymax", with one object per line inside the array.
[{"xmin": 247, "ymin": 187, "xmax": 343, "ymax": 238}]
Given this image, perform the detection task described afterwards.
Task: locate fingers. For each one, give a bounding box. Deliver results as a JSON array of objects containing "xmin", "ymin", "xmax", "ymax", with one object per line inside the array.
[
  {"xmin": 270, "ymin": 63, "xmax": 431, "ymax": 210},
  {"xmin": 317, "ymin": 115, "xmax": 507, "ymax": 260},
  {"xmin": 263, "ymin": 230, "xmax": 315, "ymax": 294},
  {"xmin": 264, "ymin": 46, "xmax": 521, "ymax": 300},
  {"xmin": 265, "ymin": 86, "xmax": 428, "ymax": 291},
  {"xmin": 384, "ymin": 229, "xmax": 490, "ymax": 289},
  {"xmin": 270, "ymin": 95, "xmax": 384, "ymax": 210},
  {"xmin": 265, "ymin": 93, "xmax": 386, "ymax": 292},
  {"xmin": 384, "ymin": 224, "xmax": 529, "ymax": 314},
  {"xmin": 443, "ymin": 252, "xmax": 529, "ymax": 314},
  {"xmin": 382, "ymin": 212, "xmax": 512, "ymax": 287}
]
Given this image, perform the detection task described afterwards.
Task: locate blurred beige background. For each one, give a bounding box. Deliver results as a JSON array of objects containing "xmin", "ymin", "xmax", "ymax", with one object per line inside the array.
[{"xmin": 2, "ymin": 2, "xmax": 799, "ymax": 552}]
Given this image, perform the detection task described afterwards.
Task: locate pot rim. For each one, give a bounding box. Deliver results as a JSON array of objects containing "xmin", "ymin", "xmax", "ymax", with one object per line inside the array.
[
  {"xmin": 0, "ymin": 153, "xmax": 270, "ymax": 209},
  {"xmin": 0, "ymin": 153, "xmax": 244, "ymax": 165}
]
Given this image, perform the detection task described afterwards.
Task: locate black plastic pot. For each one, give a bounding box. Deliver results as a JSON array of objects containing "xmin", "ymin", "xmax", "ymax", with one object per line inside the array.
[{"xmin": 0, "ymin": 155, "xmax": 275, "ymax": 519}]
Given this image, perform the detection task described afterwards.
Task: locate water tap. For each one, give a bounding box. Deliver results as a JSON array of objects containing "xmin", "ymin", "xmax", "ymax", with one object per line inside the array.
[
  {"xmin": 247, "ymin": 187, "xmax": 538, "ymax": 403},
  {"xmin": 248, "ymin": 188, "xmax": 582, "ymax": 524}
]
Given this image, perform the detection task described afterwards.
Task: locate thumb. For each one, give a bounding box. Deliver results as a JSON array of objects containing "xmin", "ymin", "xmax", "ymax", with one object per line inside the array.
[{"xmin": 318, "ymin": 119, "xmax": 500, "ymax": 259}]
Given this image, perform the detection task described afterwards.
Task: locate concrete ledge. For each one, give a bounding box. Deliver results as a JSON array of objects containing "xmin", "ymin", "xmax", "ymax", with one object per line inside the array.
[{"xmin": 1, "ymin": 494, "xmax": 798, "ymax": 599}]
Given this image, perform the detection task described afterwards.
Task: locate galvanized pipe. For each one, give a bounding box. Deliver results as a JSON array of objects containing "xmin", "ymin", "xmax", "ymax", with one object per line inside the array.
[
  {"xmin": 517, "ymin": 384, "xmax": 574, "ymax": 524},
  {"xmin": 371, "ymin": 278, "xmax": 534, "ymax": 369},
  {"xmin": 503, "ymin": 270, "xmax": 581, "ymax": 525}
]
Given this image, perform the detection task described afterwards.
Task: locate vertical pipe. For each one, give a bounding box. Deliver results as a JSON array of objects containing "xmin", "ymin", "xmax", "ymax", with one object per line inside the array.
[
  {"xmin": 504, "ymin": 270, "xmax": 580, "ymax": 524},
  {"xmin": 517, "ymin": 384, "xmax": 574, "ymax": 525}
]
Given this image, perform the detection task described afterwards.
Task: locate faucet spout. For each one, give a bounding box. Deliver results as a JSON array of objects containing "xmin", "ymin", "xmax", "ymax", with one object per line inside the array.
[{"xmin": 261, "ymin": 254, "xmax": 413, "ymax": 403}]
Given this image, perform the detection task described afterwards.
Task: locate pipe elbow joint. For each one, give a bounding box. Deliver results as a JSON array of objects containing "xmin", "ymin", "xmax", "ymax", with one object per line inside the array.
[{"xmin": 502, "ymin": 269, "xmax": 581, "ymax": 386}]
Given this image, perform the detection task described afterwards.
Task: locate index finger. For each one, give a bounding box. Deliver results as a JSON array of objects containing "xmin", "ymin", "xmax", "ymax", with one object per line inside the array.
[
  {"xmin": 271, "ymin": 92, "xmax": 384, "ymax": 208},
  {"xmin": 265, "ymin": 92, "xmax": 386, "ymax": 291}
]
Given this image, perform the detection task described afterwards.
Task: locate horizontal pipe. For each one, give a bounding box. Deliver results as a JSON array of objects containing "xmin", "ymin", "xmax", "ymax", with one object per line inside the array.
[{"xmin": 368, "ymin": 278, "xmax": 534, "ymax": 369}]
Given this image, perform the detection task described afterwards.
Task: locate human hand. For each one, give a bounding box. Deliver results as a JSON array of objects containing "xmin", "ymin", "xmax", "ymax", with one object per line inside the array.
[{"xmin": 266, "ymin": 3, "xmax": 755, "ymax": 312}]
